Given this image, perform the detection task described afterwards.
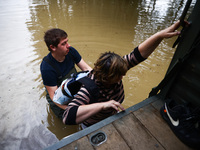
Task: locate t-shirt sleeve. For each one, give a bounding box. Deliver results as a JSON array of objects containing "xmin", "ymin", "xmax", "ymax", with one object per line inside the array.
[
  {"xmin": 62, "ymin": 86, "xmax": 91, "ymax": 125},
  {"xmin": 62, "ymin": 106, "xmax": 79, "ymax": 125},
  {"xmin": 123, "ymin": 46, "xmax": 146, "ymax": 69},
  {"xmin": 69, "ymin": 47, "xmax": 82, "ymax": 64}
]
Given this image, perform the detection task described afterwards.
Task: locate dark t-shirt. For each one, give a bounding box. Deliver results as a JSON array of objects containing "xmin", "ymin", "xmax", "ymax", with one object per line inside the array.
[{"xmin": 40, "ymin": 47, "xmax": 81, "ymax": 86}]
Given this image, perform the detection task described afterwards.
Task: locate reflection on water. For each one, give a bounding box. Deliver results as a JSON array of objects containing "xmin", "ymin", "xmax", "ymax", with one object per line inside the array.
[{"xmin": 0, "ymin": 0, "xmax": 196, "ymax": 149}]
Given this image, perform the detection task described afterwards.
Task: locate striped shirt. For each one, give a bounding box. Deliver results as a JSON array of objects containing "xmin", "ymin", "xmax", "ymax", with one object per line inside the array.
[{"xmin": 63, "ymin": 47, "xmax": 146, "ymax": 126}]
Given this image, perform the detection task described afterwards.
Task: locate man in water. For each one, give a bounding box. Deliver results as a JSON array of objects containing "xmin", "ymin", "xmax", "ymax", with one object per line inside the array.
[{"xmin": 40, "ymin": 28, "xmax": 92, "ymax": 119}]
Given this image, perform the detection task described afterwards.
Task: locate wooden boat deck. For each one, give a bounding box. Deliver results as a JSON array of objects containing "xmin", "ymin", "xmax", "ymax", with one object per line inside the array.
[{"xmin": 45, "ymin": 95, "xmax": 192, "ymax": 150}]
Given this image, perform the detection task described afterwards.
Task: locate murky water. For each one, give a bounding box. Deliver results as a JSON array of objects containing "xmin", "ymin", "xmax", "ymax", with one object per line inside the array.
[{"xmin": 0, "ymin": 0, "xmax": 196, "ymax": 149}]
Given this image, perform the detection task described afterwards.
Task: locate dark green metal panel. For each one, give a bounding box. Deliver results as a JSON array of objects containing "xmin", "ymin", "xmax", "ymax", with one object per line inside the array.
[
  {"xmin": 168, "ymin": 41, "xmax": 200, "ymax": 106},
  {"xmin": 158, "ymin": 0, "xmax": 200, "ymax": 106}
]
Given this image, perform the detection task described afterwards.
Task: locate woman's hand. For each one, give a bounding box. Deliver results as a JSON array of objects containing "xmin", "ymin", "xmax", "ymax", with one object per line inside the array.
[
  {"xmin": 159, "ymin": 20, "xmax": 181, "ymax": 39},
  {"xmin": 138, "ymin": 20, "xmax": 185, "ymax": 58},
  {"xmin": 102, "ymin": 100, "xmax": 125, "ymax": 112}
]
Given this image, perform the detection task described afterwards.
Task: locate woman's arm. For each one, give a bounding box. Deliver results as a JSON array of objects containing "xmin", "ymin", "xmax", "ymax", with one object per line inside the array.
[
  {"xmin": 138, "ymin": 21, "xmax": 181, "ymax": 58},
  {"xmin": 75, "ymin": 100, "xmax": 125, "ymax": 124}
]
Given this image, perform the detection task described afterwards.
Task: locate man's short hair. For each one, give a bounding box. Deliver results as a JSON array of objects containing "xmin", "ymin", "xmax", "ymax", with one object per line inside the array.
[{"xmin": 44, "ymin": 28, "xmax": 68, "ymax": 51}]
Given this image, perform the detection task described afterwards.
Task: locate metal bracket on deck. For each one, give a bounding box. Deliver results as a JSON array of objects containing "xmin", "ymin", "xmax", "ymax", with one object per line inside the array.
[{"xmin": 89, "ymin": 131, "xmax": 107, "ymax": 146}]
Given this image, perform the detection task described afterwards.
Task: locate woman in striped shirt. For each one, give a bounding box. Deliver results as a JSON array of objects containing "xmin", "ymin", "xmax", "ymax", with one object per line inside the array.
[{"xmin": 63, "ymin": 21, "xmax": 181, "ymax": 128}]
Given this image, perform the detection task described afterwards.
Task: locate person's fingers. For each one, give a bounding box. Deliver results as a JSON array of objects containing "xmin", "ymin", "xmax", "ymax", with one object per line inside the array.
[
  {"xmin": 103, "ymin": 100, "xmax": 125, "ymax": 112},
  {"xmin": 168, "ymin": 31, "xmax": 181, "ymax": 37},
  {"xmin": 113, "ymin": 102, "xmax": 125, "ymax": 111},
  {"xmin": 171, "ymin": 20, "xmax": 181, "ymax": 30}
]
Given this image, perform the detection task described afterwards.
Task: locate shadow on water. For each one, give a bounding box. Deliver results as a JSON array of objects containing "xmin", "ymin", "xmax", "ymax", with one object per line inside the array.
[{"xmin": 0, "ymin": 0, "xmax": 196, "ymax": 149}]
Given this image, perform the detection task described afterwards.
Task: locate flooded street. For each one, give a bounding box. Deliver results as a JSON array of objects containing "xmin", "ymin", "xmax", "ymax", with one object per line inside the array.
[{"xmin": 0, "ymin": 0, "xmax": 195, "ymax": 149}]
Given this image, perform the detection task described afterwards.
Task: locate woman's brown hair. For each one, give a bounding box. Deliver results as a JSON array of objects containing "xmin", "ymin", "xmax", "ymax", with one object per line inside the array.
[{"xmin": 93, "ymin": 52, "xmax": 128, "ymax": 84}]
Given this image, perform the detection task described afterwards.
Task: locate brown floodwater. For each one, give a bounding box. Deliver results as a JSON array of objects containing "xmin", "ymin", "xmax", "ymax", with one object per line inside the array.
[{"xmin": 0, "ymin": 0, "xmax": 195, "ymax": 149}]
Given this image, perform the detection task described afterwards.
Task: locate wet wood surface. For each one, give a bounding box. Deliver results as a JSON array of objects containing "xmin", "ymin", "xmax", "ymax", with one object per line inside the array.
[{"xmin": 54, "ymin": 97, "xmax": 193, "ymax": 150}]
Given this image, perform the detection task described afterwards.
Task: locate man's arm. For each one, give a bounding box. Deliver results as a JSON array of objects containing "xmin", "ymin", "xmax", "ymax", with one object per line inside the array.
[
  {"xmin": 46, "ymin": 85, "xmax": 68, "ymax": 110},
  {"xmin": 77, "ymin": 59, "xmax": 92, "ymax": 71},
  {"xmin": 138, "ymin": 21, "xmax": 181, "ymax": 58}
]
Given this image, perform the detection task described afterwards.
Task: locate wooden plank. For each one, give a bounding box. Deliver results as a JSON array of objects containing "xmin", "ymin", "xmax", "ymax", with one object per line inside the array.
[
  {"xmin": 59, "ymin": 136, "xmax": 94, "ymax": 150},
  {"xmin": 151, "ymin": 98, "xmax": 165, "ymax": 111},
  {"xmin": 88, "ymin": 124, "xmax": 130, "ymax": 150},
  {"xmin": 134, "ymin": 104, "xmax": 192, "ymax": 150},
  {"xmin": 113, "ymin": 113, "xmax": 164, "ymax": 150},
  {"xmin": 44, "ymin": 96, "xmax": 161, "ymax": 150}
]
